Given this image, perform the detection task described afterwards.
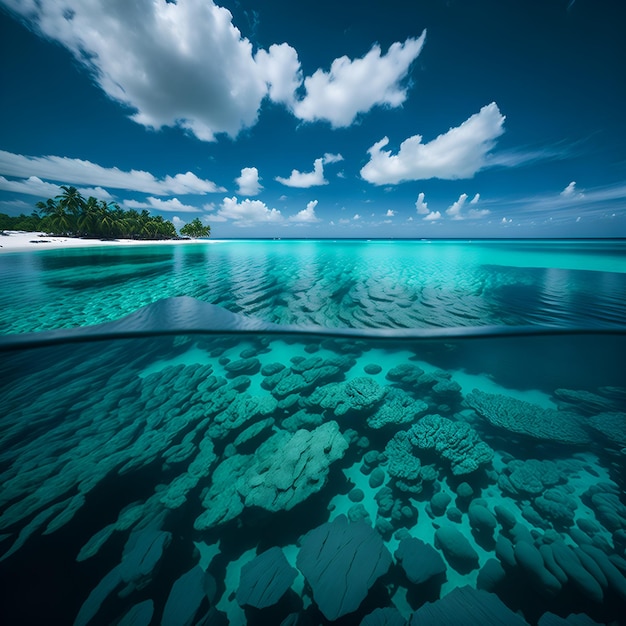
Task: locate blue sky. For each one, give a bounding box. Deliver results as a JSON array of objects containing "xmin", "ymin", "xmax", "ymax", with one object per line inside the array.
[{"xmin": 0, "ymin": 0, "xmax": 625, "ymax": 238}]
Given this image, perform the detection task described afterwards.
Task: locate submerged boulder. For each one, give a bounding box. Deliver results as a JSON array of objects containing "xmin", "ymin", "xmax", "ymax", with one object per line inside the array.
[
  {"xmin": 296, "ymin": 515, "xmax": 392, "ymax": 620},
  {"xmin": 465, "ymin": 390, "xmax": 591, "ymax": 445},
  {"xmin": 237, "ymin": 547, "xmax": 297, "ymax": 609},
  {"xmin": 395, "ymin": 537, "xmax": 446, "ymax": 585},
  {"xmin": 409, "ymin": 586, "xmax": 529, "ymax": 625},
  {"xmin": 434, "ymin": 526, "xmax": 479, "ymax": 573}
]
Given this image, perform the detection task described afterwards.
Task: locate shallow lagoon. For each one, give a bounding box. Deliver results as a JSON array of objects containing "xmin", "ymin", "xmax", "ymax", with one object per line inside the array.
[
  {"xmin": 0, "ymin": 240, "xmax": 625, "ymax": 625},
  {"xmin": 1, "ymin": 239, "xmax": 626, "ymax": 334}
]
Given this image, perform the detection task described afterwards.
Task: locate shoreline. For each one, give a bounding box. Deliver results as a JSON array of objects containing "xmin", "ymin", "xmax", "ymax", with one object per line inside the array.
[{"xmin": 0, "ymin": 231, "xmax": 211, "ymax": 253}]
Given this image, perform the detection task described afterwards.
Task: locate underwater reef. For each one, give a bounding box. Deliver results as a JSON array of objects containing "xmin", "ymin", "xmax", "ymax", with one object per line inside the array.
[{"xmin": 1, "ymin": 323, "xmax": 625, "ymax": 625}]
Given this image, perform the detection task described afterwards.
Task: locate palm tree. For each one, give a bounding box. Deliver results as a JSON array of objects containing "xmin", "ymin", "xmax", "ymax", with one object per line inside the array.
[
  {"xmin": 77, "ymin": 196, "xmax": 99, "ymax": 237},
  {"xmin": 95, "ymin": 200, "xmax": 118, "ymax": 238},
  {"xmin": 55, "ymin": 186, "xmax": 85, "ymax": 235}
]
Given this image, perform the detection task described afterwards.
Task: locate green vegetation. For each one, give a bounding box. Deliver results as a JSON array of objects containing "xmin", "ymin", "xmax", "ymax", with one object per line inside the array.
[
  {"xmin": 179, "ymin": 217, "xmax": 211, "ymax": 238},
  {"xmin": 1, "ymin": 186, "xmax": 187, "ymax": 240}
]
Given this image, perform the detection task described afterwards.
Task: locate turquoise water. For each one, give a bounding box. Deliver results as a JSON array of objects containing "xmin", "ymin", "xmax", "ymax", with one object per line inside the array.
[
  {"xmin": 0, "ymin": 240, "xmax": 625, "ymax": 625},
  {"xmin": 1, "ymin": 239, "xmax": 625, "ymax": 334}
]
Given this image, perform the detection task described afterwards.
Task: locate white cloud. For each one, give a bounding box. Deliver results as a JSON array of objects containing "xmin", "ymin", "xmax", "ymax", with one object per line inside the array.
[
  {"xmin": 0, "ymin": 175, "xmax": 115, "ymax": 201},
  {"xmin": 445, "ymin": 193, "xmax": 490, "ymax": 220},
  {"xmin": 415, "ymin": 192, "xmax": 429, "ymax": 214},
  {"xmin": 467, "ymin": 208, "xmax": 490, "ymax": 219},
  {"xmin": 561, "ymin": 181, "xmax": 584, "ymax": 198},
  {"xmin": 235, "ymin": 167, "xmax": 262, "ymax": 196},
  {"xmin": 0, "ymin": 175, "xmax": 68, "ymax": 198},
  {"xmin": 275, "ymin": 153, "xmax": 345, "ymax": 188},
  {"xmin": 360, "ymin": 103, "xmax": 506, "ymax": 184},
  {"xmin": 423, "ymin": 211, "xmax": 441, "ymax": 221},
  {"xmin": 353, "ymin": 214, "xmax": 362, "ymax": 220},
  {"xmin": 3, "ymin": 2, "xmax": 428, "ymax": 139},
  {"xmin": 124, "ymin": 197, "xmax": 201, "ymax": 213},
  {"xmin": 255, "ymin": 43, "xmax": 302, "ymax": 108},
  {"xmin": 172, "ymin": 216, "xmax": 184, "ymax": 229},
  {"xmin": 3, "ymin": 0, "xmax": 271, "ymax": 141},
  {"xmin": 386, "ymin": 209, "xmax": 395, "ymax": 217},
  {"xmin": 217, "ymin": 196, "xmax": 282, "ymax": 225},
  {"xmin": 289, "ymin": 200, "xmax": 320, "ymax": 223},
  {"xmin": 292, "ymin": 32, "xmax": 426, "ymax": 128},
  {"xmin": 501, "ymin": 217, "xmax": 513, "ymax": 224},
  {"xmin": 323, "ymin": 153, "xmax": 344, "ymax": 164},
  {"xmin": 276, "ymin": 158, "xmax": 327, "ymax": 188},
  {"xmin": 0, "ymin": 150, "xmax": 223, "ymax": 195},
  {"xmin": 446, "ymin": 194, "xmax": 468, "ymax": 220}
]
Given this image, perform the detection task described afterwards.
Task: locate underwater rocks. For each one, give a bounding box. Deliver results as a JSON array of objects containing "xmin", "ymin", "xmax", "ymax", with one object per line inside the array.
[
  {"xmin": 195, "ymin": 422, "xmax": 348, "ymax": 530},
  {"xmin": 305, "ymin": 376, "xmax": 386, "ymax": 417},
  {"xmin": 2, "ymin": 334, "xmax": 626, "ymax": 626},
  {"xmin": 587, "ymin": 412, "xmax": 626, "ymax": 448},
  {"xmin": 554, "ymin": 388, "xmax": 620, "ymax": 416},
  {"xmin": 366, "ymin": 387, "xmax": 428, "ymax": 429},
  {"xmin": 408, "ymin": 414, "xmax": 494, "ymax": 475},
  {"xmin": 296, "ymin": 515, "xmax": 392, "ymax": 620},
  {"xmin": 465, "ymin": 389, "xmax": 591, "ymax": 445},
  {"xmin": 409, "ymin": 586, "xmax": 529, "ymax": 625},
  {"xmin": 240, "ymin": 422, "xmax": 348, "ymax": 512},
  {"xmin": 162, "ymin": 565, "xmax": 210, "ymax": 626},
  {"xmin": 395, "ymin": 537, "xmax": 446, "ymax": 585},
  {"xmin": 237, "ymin": 547, "xmax": 297, "ymax": 609},
  {"xmin": 74, "ymin": 529, "xmax": 171, "ymax": 626},
  {"xmin": 499, "ymin": 459, "xmax": 563, "ymax": 496},
  {"xmin": 434, "ymin": 526, "xmax": 480, "ymax": 573}
]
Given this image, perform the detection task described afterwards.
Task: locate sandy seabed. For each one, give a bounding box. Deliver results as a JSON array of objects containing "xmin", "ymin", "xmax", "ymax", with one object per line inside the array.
[{"xmin": 0, "ymin": 230, "xmax": 210, "ymax": 253}]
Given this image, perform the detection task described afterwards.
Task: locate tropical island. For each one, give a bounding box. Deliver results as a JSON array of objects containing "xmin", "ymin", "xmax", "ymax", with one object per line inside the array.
[{"xmin": 0, "ymin": 186, "xmax": 211, "ymax": 240}]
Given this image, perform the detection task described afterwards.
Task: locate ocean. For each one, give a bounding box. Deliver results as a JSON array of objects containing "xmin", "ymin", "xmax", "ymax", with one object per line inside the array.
[{"xmin": 0, "ymin": 239, "xmax": 625, "ymax": 625}]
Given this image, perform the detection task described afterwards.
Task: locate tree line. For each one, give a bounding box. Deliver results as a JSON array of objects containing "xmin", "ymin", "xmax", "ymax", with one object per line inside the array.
[{"xmin": 0, "ymin": 186, "xmax": 211, "ymax": 239}]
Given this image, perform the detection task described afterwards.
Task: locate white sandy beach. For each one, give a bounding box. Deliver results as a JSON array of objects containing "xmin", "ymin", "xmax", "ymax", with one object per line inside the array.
[{"xmin": 0, "ymin": 230, "xmax": 210, "ymax": 253}]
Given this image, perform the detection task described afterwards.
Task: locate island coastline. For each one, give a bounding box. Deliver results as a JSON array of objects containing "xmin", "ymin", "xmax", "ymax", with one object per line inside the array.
[{"xmin": 0, "ymin": 230, "xmax": 211, "ymax": 253}]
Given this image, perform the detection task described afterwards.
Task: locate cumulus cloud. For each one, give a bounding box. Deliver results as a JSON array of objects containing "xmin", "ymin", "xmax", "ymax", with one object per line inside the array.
[
  {"xmin": 0, "ymin": 150, "xmax": 223, "ymax": 195},
  {"xmin": 360, "ymin": 103, "xmax": 506, "ymax": 184},
  {"xmin": 386, "ymin": 209, "xmax": 395, "ymax": 217},
  {"xmin": 423, "ymin": 211, "xmax": 441, "ymax": 221},
  {"xmin": 275, "ymin": 153, "xmax": 345, "ymax": 188},
  {"xmin": 289, "ymin": 200, "xmax": 320, "ymax": 223},
  {"xmin": 445, "ymin": 193, "xmax": 490, "ymax": 220},
  {"xmin": 446, "ymin": 194, "xmax": 468, "ymax": 220},
  {"xmin": 2, "ymin": 2, "xmax": 427, "ymax": 139},
  {"xmin": 255, "ymin": 43, "xmax": 302, "ymax": 108},
  {"xmin": 217, "ymin": 196, "xmax": 282, "ymax": 225},
  {"xmin": 292, "ymin": 32, "xmax": 426, "ymax": 127},
  {"xmin": 235, "ymin": 167, "xmax": 262, "ymax": 196},
  {"xmin": 124, "ymin": 197, "xmax": 201, "ymax": 213},
  {"xmin": 275, "ymin": 158, "xmax": 327, "ymax": 188},
  {"xmin": 322, "ymin": 153, "xmax": 344, "ymax": 164},
  {"xmin": 2, "ymin": 0, "xmax": 271, "ymax": 141},
  {"xmin": 561, "ymin": 181, "xmax": 584, "ymax": 199},
  {"xmin": 415, "ymin": 192, "xmax": 429, "ymax": 214},
  {"xmin": 353, "ymin": 214, "xmax": 362, "ymax": 220}
]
